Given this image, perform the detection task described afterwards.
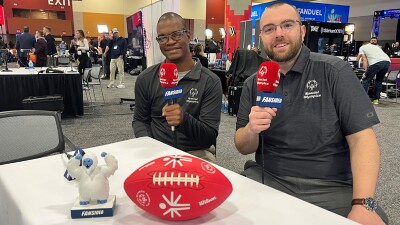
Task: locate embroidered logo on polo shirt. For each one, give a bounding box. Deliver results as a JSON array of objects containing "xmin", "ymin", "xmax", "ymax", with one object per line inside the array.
[
  {"xmin": 187, "ymin": 88, "xmax": 199, "ymax": 104},
  {"xmin": 304, "ymin": 80, "xmax": 322, "ymax": 99}
]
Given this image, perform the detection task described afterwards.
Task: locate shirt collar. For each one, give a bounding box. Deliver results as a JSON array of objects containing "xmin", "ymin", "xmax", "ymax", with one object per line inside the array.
[
  {"xmin": 161, "ymin": 59, "xmax": 201, "ymax": 81},
  {"xmin": 184, "ymin": 61, "xmax": 202, "ymax": 80},
  {"xmin": 289, "ymin": 44, "xmax": 310, "ymax": 75}
]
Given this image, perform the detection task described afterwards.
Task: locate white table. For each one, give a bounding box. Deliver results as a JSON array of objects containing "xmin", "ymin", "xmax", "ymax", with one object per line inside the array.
[{"xmin": 0, "ymin": 137, "xmax": 358, "ymax": 225}]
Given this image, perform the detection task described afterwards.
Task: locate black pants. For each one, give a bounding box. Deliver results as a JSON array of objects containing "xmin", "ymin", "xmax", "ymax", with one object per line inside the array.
[
  {"xmin": 103, "ymin": 54, "xmax": 111, "ymax": 77},
  {"xmin": 362, "ymin": 61, "xmax": 391, "ymax": 100},
  {"xmin": 78, "ymin": 53, "xmax": 89, "ymax": 75}
]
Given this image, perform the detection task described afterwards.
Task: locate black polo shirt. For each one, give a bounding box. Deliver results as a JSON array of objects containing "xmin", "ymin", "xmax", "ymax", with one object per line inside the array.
[{"xmin": 236, "ymin": 45, "xmax": 379, "ymax": 180}]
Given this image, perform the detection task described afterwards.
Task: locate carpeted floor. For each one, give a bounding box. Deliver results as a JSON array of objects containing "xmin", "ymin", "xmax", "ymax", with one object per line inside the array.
[{"xmin": 61, "ymin": 72, "xmax": 400, "ymax": 224}]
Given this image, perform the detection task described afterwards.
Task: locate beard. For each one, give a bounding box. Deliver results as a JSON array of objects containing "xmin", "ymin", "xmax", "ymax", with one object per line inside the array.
[{"xmin": 265, "ymin": 34, "xmax": 303, "ymax": 63}]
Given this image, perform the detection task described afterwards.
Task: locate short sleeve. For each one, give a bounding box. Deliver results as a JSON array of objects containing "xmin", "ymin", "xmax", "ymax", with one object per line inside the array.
[
  {"xmin": 236, "ymin": 75, "xmax": 256, "ymax": 130},
  {"xmin": 332, "ymin": 63, "xmax": 379, "ymax": 136}
]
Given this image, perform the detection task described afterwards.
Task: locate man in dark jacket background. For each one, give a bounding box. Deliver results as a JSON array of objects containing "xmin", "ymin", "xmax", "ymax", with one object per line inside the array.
[
  {"xmin": 16, "ymin": 26, "xmax": 36, "ymax": 67},
  {"xmin": 34, "ymin": 30, "xmax": 48, "ymax": 67},
  {"xmin": 43, "ymin": 26, "xmax": 56, "ymax": 67}
]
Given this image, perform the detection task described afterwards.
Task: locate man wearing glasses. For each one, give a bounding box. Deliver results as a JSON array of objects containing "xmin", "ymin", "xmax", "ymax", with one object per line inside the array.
[
  {"xmin": 133, "ymin": 12, "xmax": 222, "ymax": 163},
  {"xmin": 234, "ymin": 2, "xmax": 387, "ymax": 224}
]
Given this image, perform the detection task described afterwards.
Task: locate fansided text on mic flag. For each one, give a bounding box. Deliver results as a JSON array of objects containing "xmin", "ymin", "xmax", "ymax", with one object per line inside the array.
[
  {"xmin": 163, "ymin": 86, "xmax": 183, "ymax": 100},
  {"xmin": 256, "ymin": 92, "xmax": 283, "ymax": 108}
]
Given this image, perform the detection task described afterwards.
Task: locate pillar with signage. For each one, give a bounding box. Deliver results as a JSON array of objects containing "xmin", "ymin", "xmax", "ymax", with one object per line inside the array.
[{"xmin": 225, "ymin": 0, "xmax": 252, "ymax": 59}]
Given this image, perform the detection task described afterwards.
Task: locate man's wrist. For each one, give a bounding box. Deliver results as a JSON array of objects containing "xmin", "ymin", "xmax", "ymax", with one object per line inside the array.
[{"xmin": 352, "ymin": 197, "xmax": 378, "ymax": 212}]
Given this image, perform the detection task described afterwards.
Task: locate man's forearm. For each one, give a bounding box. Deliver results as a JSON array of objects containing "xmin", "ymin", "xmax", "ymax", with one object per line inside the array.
[
  {"xmin": 362, "ymin": 56, "xmax": 368, "ymax": 71},
  {"xmin": 347, "ymin": 128, "xmax": 380, "ymax": 199},
  {"xmin": 234, "ymin": 124, "xmax": 260, "ymax": 155},
  {"xmin": 177, "ymin": 112, "xmax": 218, "ymax": 147},
  {"xmin": 132, "ymin": 120, "xmax": 151, "ymax": 138}
]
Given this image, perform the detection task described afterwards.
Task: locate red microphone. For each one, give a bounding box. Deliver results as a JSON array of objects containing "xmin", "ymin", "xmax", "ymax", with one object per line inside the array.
[
  {"xmin": 159, "ymin": 63, "xmax": 179, "ymax": 89},
  {"xmin": 256, "ymin": 61, "xmax": 282, "ymax": 108},
  {"xmin": 256, "ymin": 61, "xmax": 280, "ymax": 93},
  {"xmin": 255, "ymin": 61, "xmax": 282, "ymax": 185},
  {"xmin": 159, "ymin": 63, "xmax": 182, "ymax": 132}
]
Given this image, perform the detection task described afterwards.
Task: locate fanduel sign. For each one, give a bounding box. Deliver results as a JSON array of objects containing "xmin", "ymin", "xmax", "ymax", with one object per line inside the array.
[
  {"xmin": 251, "ymin": 1, "xmax": 349, "ymax": 23},
  {"xmin": 296, "ymin": 7, "xmax": 323, "ymax": 16},
  {"xmin": 48, "ymin": 0, "xmax": 71, "ymax": 6}
]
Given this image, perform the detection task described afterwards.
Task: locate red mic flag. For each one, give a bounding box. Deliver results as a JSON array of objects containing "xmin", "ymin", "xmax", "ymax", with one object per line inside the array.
[
  {"xmin": 256, "ymin": 61, "xmax": 280, "ymax": 93},
  {"xmin": 159, "ymin": 63, "xmax": 178, "ymax": 88}
]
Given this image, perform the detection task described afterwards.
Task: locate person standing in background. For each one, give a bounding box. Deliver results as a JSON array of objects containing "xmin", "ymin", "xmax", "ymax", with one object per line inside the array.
[
  {"xmin": 59, "ymin": 41, "xmax": 66, "ymax": 55},
  {"xmin": 392, "ymin": 41, "xmax": 399, "ymax": 56},
  {"xmin": 104, "ymin": 28, "xmax": 127, "ymax": 88},
  {"xmin": 72, "ymin": 30, "xmax": 90, "ymax": 75},
  {"xmin": 99, "ymin": 32, "xmax": 111, "ymax": 79},
  {"xmin": 43, "ymin": 26, "xmax": 57, "ymax": 67},
  {"xmin": 16, "ymin": 26, "xmax": 36, "ymax": 67},
  {"xmin": 34, "ymin": 30, "xmax": 48, "ymax": 67}
]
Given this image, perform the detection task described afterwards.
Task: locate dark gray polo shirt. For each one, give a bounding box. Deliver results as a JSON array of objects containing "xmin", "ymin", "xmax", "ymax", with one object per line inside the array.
[
  {"xmin": 236, "ymin": 45, "xmax": 379, "ymax": 180},
  {"xmin": 133, "ymin": 61, "xmax": 222, "ymax": 151}
]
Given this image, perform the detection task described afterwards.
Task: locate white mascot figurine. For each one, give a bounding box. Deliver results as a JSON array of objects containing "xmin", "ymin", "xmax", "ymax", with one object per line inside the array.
[{"xmin": 67, "ymin": 151, "xmax": 118, "ymax": 205}]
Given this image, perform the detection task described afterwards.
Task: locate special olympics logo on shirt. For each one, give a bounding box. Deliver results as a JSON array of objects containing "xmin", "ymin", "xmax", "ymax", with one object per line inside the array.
[
  {"xmin": 189, "ymin": 88, "xmax": 198, "ymax": 97},
  {"xmin": 259, "ymin": 66, "xmax": 267, "ymax": 77},
  {"xmin": 306, "ymin": 80, "xmax": 318, "ymax": 91},
  {"xmin": 174, "ymin": 69, "xmax": 178, "ymax": 79},
  {"xmin": 160, "ymin": 68, "xmax": 166, "ymax": 77}
]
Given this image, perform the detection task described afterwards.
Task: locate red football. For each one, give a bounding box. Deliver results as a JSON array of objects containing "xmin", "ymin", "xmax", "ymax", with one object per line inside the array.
[{"xmin": 124, "ymin": 155, "xmax": 233, "ymax": 221}]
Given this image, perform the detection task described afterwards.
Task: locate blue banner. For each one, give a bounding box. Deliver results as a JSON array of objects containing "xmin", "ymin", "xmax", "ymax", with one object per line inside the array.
[
  {"xmin": 256, "ymin": 92, "xmax": 284, "ymax": 108},
  {"xmin": 251, "ymin": 0, "xmax": 349, "ymax": 23},
  {"xmin": 163, "ymin": 86, "xmax": 183, "ymax": 100}
]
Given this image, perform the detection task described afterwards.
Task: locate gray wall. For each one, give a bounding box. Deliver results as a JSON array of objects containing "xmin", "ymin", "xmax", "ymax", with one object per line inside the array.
[{"xmin": 349, "ymin": 16, "xmax": 399, "ymax": 42}]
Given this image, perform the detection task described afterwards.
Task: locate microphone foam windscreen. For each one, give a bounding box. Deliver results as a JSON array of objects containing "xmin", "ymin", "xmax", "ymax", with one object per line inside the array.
[
  {"xmin": 159, "ymin": 63, "xmax": 178, "ymax": 88},
  {"xmin": 256, "ymin": 61, "xmax": 280, "ymax": 93}
]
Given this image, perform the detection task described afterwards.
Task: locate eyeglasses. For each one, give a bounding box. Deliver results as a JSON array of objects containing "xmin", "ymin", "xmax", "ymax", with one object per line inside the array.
[
  {"xmin": 156, "ymin": 30, "xmax": 187, "ymax": 44},
  {"xmin": 261, "ymin": 20, "xmax": 302, "ymax": 35}
]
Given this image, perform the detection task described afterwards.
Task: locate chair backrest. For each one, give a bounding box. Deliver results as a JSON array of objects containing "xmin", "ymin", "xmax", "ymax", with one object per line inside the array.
[
  {"xmin": 0, "ymin": 110, "xmax": 65, "ymax": 165},
  {"xmin": 83, "ymin": 68, "xmax": 91, "ymax": 84},
  {"xmin": 57, "ymin": 56, "xmax": 70, "ymax": 66},
  {"xmin": 397, "ymin": 73, "xmax": 400, "ymax": 88},
  {"xmin": 89, "ymin": 66, "xmax": 102, "ymax": 79},
  {"xmin": 387, "ymin": 70, "xmax": 399, "ymax": 82}
]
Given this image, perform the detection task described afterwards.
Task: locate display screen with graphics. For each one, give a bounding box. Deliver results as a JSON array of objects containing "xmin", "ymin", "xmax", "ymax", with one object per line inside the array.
[{"xmin": 251, "ymin": 1, "xmax": 349, "ymax": 23}]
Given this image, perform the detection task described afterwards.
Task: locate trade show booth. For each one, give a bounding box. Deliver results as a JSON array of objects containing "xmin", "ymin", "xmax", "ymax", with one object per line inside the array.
[
  {"xmin": 241, "ymin": 0, "xmax": 352, "ymax": 57},
  {"xmin": 125, "ymin": 11, "xmax": 146, "ymax": 74}
]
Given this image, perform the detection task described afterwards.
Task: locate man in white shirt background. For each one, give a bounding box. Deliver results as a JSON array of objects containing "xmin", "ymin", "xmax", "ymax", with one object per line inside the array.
[{"xmin": 358, "ymin": 39, "xmax": 391, "ymax": 105}]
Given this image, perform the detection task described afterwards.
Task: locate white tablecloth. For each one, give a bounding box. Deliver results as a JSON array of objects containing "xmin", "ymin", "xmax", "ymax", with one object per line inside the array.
[{"xmin": 0, "ymin": 137, "xmax": 358, "ymax": 225}]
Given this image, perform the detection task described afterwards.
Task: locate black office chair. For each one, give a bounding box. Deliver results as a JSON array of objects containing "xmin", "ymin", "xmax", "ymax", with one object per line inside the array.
[
  {"xmin": 0, "ymin": 110, "xmax": 72, "ymax": 165},
  {"xmin": 383, "ymin": 70, "xmax": 399, "ymax": 101}
]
